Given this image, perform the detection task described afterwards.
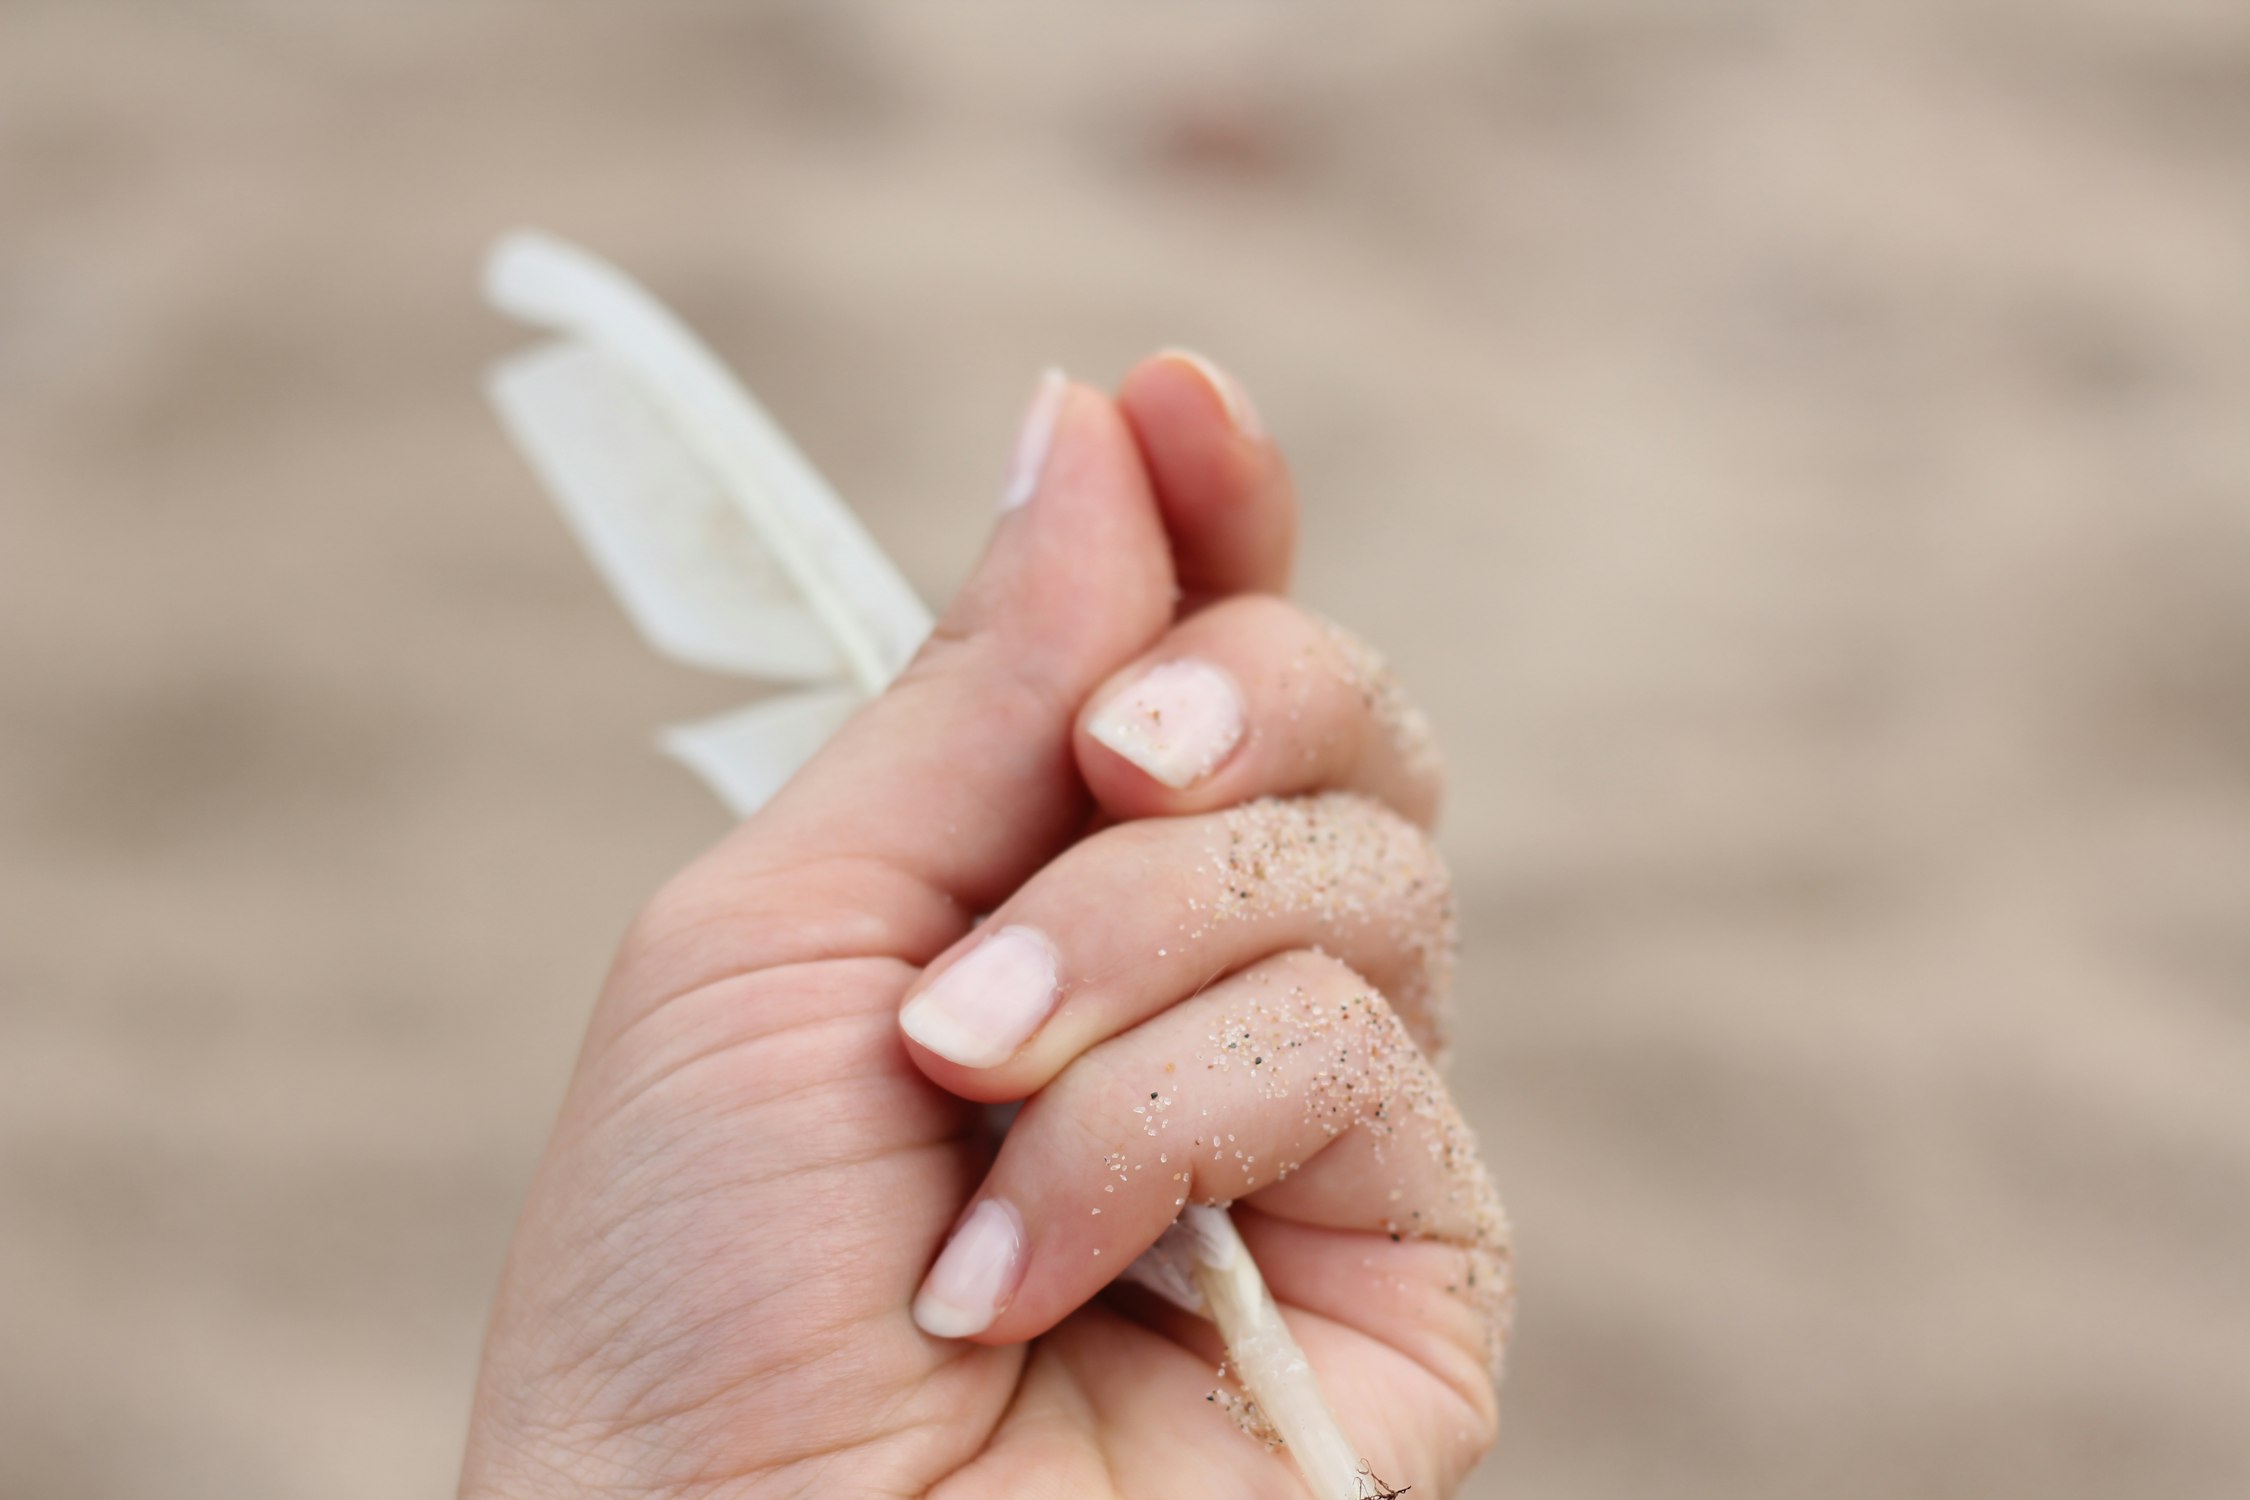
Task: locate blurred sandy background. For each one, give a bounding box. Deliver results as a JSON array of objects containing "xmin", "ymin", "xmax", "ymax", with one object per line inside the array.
[{"xmin": 5, "ymin": 2, "xmax": 2248, "ymax": 1496}]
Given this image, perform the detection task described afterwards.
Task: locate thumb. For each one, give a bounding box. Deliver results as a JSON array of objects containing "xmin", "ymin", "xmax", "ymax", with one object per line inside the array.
[{"xmin": 655, "ymin": 374, "xmax": 1179, "ymax": 972}]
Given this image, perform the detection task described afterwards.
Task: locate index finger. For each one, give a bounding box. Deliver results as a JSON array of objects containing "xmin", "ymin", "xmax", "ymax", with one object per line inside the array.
[{"xmin": 1119, "ymin": 349, "xmax": 1298, "ymax": 601}]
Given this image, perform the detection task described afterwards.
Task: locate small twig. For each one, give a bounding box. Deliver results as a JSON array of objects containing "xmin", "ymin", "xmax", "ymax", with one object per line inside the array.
[{"xmin": 1356, "ymin": 1461, "xmax": 1412, "ymax": 1498}]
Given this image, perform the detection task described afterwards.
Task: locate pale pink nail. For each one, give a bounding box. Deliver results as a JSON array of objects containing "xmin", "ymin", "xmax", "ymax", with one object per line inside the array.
[
  {"xmin": 900, "ymin": 925, "xmax": 1060, "ymax": 1068},
  {"xmin": 1088, "ymin": 658, "xmax": 1246, "ymax": 789},
  {"xmin": 1159, "ymin": 347, "xmax": 1263, "ymax": 439},
  {"xmin": 912, "ymin": 1198, "xmax": 1026, "ymax": 1339},
  {"xmin": 1000, "ymin": 368, "xmax": 1067, "ymax": 511}
]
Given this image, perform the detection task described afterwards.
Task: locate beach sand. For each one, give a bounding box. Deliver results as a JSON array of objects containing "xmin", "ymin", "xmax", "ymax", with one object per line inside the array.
[{"xmin": 3, "ymin": 4, "xmax": 2246, "ymax": 1496}]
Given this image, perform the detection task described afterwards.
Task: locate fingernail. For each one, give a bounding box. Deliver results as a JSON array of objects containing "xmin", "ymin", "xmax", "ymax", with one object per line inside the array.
[
  {"xmin": 1088, "ymin": 658, "xmax": 1246, "ymax": 789},
  {"xmin": 900, "ymin": 925, "xmax": 1060, "ymax": 1068},
  {"xmin": 1000, "ymin": 368, "xmax": 1068, "ymax": 511},
  {"xmin": 1159, "ymin": 347, "xmax": 1263, "ymax": 440},
  {"xmin": 913, "ymin": 1197, "xmax": 1026, "ymax": 1339}
]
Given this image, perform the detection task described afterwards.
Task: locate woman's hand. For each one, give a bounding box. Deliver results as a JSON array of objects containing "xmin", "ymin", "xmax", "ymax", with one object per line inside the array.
[{"xmin": 457, "ymin": 354, "xmax": 1510, "ymax": 1499}]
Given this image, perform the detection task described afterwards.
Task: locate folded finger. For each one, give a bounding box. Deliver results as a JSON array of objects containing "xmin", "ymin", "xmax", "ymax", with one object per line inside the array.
[
  {"xmin": 1076, "ymin": 596, "xmax": 1443, "ymax": 827},
  {"xmin": 896, "ymin": 793, "xmax": 1454, "ymax": 1099},
  {"xmin": 908, "ymin": 950, "xmax": 1508, "ymax": 1360}
]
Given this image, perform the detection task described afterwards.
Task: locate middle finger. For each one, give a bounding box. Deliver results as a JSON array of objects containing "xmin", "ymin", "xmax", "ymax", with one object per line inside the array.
[{"xmin": 897, "ymin": 792, "xmax": 1453, "ymax": 1101}]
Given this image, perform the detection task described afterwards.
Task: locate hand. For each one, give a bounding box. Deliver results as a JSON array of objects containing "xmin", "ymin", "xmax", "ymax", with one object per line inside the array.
[{"xmin": 457, "ymin": 354, "xmax": 1510, "ymax": 1499}]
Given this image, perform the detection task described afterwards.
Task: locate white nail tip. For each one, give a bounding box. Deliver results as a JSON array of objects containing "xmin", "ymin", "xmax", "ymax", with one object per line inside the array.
[
  {"xmin": 910, "ymin": 1292, "xmax": 993, "ymax": 1340},
  {"xmin": 999, "ymin": 368, "xmax": 1067, "ymax": 511},
  {"xmin": 899, "ymin": 925, "xmax": 1060, "ymax": 1069},
  {"xmin": 912, "ymin": 1198, "xmax": 1024, "ymax": 1339},
  {"xmin": 1088, "ymin": 658, "xmax": 1246, "ymax": 789},
  {"xmin": 1159, "ymin": 347, "xmax": 1263, "ymax": 439}
]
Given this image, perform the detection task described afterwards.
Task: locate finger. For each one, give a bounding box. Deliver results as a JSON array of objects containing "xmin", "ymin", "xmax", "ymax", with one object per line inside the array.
[
  {"xmin": 623, "ymin": 375, "xmax": 1179, "ymax": 1001},
  {"xmin": 1076, "ymin": 595, "xmax": 1444, "ymax": 825},
  {"xmin": 1118, "ymin": 350, "xmax": 1297, "ymax": 600},
  {"xmin": 896, "ymin": 793, "xmax": 1453, "ymax": 1100},
  {"xmin": 908, "ymin": 949, "xmax": 1509, "ymax": 1383}
]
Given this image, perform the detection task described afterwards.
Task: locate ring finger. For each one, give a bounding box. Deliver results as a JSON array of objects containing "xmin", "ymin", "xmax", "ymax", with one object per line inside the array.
[{"xmin": 908, "ymin": 947, "xmax": 1509, "ymax": 1394}]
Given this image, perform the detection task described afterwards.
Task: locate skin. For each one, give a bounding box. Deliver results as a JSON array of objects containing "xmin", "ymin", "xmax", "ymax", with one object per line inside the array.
[{"xmin": 458, "ymin": 355, "xmax": 1507, "ymax": 1500}]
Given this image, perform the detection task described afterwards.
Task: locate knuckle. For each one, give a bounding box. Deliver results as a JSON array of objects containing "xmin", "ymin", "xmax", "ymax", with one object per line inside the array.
[
  {"xmin": 1249, "ymin": 945, "xmax": 1385, "ymax": 1001},
  {"xmin": 1318, "ymin": 788, "xmax": 1450, "ymax": 888},
  {"xmin": 1192, "ymin": 601, "xmax": 1445, "ymax": 807},
  {"xmin": 1183, "ymin": 788, "xmax": 1454, "ymax": 935},
  {"xmin": 1308, "ymin": 613, "xmax": 1446, "ymax": 798}
]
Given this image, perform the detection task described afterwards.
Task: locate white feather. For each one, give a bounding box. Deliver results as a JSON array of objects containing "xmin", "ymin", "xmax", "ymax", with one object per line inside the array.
[
  {"xmin": 658, "ymin": 689, "xmax": 863, "ymax": 819},
  {"xmin": 489, "ymin": 340, "xmax": 842, "ymax": 681},
  {"xmin": 482, "ymin": 231, "xmax": 931, "ymax": 812}
]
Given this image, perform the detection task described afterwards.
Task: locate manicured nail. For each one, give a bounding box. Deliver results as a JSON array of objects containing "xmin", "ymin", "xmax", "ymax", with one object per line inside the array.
[
  {"xmin": 913, "ymin": 1197, "xmax": 1026, "ymax": 1339},
  {"xmin": 900, "ymin": 925, "xmax": 1060, "ymax": 1068},
  {"xmin": 1088, "ymin": 658, "xmax": 1246, "ymax": 789},
  {"xmin": 1159, "ymin": 347, "xmax": 1263, "ymax": 439},
  {"xmin": 1000, "ymin": 368, "xmax": 1068, "ymax": 511}
]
